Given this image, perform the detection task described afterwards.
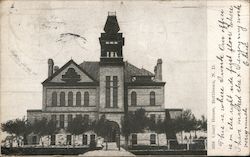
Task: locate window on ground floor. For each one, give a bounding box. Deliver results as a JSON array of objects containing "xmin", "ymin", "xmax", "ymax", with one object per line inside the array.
[
  {"xmin": 51, "ymin": 135, "xmax": 56, "ymax": 145},
  {"xmin": 66, "ymin": 135, "xmax": 72, "ymax": 145},
  {"xmin": 90, "ymin": 134, "xmax": 96, "ymax": 144},
  {"xmin": 68, "ymin": 114, "xmax": 73, "ymax": 126},
  {"xmin": 59, "ymin": 114, "xmax": 65, "ymax": 128},
  {"xmin": 32, "ymin": 136, "xmax": 37, "ymax": 145},
  {"xmin": 83, "ymin": 114, "xmax": 89, "ymax": 121},
  {"xmin": 82, "ymin": 134, "xmax": 88, "ymax": 145},
  {"xmin": 150, "ymin": 134, "xmax": 156, "ymax": 145},
  {"xmin": 132, "ymin": 134, "xmax": 137, "ymax": 145}
]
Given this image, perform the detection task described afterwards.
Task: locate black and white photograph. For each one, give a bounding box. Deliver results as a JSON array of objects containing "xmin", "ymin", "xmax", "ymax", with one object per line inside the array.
[{"xmin": 0, "ymin": 0, "xmax": 249, "ymax": 156}]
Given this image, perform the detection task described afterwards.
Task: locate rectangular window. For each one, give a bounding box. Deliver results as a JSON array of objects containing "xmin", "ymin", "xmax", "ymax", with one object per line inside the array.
[
  {"xmin": 106, "ymin": 76, "xmax": 111, "ymax": 108},
  {"xmin": 51, "ymin": 135, "xmax": 56, "ymax": 145},
  {"xmin": 113, "ymin": 76, "xmax": 118, "ymax": 108},
  {"xmin": 150, "ymin": 134, "xmax": 156, "ymax": 145},
  {"xmin": 83, "ymin": 114, "xmax": 89, "ymax": 121},
  {"xmin": 76, "ymin": 114, "xmax": 82, "ymax": 119},
  {"xmin": 32, "ymin": 136, "xmax": 37, "ymax": 145},
  {"xmin": 51, "ymin": 115, "xmax": 57, "ymax": 121},
  {"xmin": 67, "ymin": 135, "xmax": 72, "ymax": 145},
  {"xmin": 82, "ymin": 134, "xmax": 88, "ymax": 145},
  {"xmin": 150, "ymin": 114, "xmax": 156, "ymax": 123},
  {"xmin": 132, "ymin": 134, "xmax": 137, "ymax": 145},
  {"xmin": 59, "ymin": 115, "xmax": 64, "ymax": 128}
]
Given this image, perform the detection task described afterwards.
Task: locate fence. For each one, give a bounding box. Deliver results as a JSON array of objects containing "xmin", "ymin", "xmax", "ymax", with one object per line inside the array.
[{"xmin": 168, "ymin": 139, "xmax": 207, "ymax": 150}]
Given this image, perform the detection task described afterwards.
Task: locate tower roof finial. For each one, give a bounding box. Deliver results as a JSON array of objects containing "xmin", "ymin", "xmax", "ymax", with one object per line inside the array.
[{"xmin": 108, "ymin": 11, "xmax": 116, "ymax": 16}]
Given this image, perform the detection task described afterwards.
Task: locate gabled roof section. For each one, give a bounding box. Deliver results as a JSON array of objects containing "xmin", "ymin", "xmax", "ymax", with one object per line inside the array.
[
  {"xmin": 124, "ymin": 61, "xmax": 154, "ymax": 82},
  {"xmin": 42, "ymin": 59, "xmax": 97, "ymax": 85},
  {"xmin": 79, "ymin": 61, "xmax": 100, "ymax": 81}
]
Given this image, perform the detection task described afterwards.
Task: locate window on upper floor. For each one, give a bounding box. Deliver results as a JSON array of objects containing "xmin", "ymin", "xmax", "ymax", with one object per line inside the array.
[
  {"xmin": 106, "ymin": 52, "xmax": 111, "ymax": 57},
  {"xmin": 76, "ymin": 92, "xmax": 81, "ymax": 106},
  {"xmin": 150, "ymin": 91, "xmax": 156, "ymax": 106},
  {"xmin": 105, "ymin": 76, "xmax": 111, "ymax": 108},
  {"xmin": 68, "ymin": 91, "xmax": 73, "ymax": 106},
  {"xmin": 84, "ymin": 92, "xmax": 89, "ymax": 106},
  {"xmin": 112, "ymin": 52, "xmax": 118, "ymax": 57},
  {"xmin": 52, "ymin": 92, "xmax": 57, "ymax": 106},
  {"xmin": 131, "ymin": 91, "xmax": 137, "ymax": 106},
  {"xmin": 105, "ymin": 41, "xmax": 118, "ymax": 45},
  {"xmin": 113, "ymin": 76, "xmax": 118, "ymax": 108},
  {"xmin": 60, "ymin": 92, "xmax": 65, "ymax": 106}
]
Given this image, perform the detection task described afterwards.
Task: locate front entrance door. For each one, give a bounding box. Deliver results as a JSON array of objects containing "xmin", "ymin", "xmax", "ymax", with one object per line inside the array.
[{"xmin": 107, "ymin": 121, "xmax": 120, "ymax": 142}]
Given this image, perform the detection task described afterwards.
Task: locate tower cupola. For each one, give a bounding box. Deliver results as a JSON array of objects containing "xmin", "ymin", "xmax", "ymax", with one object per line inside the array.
[{"xmin": 99, "ymin": 12, "xmax": 124, "ymax": 65}]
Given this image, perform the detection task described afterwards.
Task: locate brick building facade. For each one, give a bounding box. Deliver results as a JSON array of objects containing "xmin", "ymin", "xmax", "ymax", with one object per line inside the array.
[{"xmin": 27, "ymin": 13, "xmax": 179, "ymax": 146}]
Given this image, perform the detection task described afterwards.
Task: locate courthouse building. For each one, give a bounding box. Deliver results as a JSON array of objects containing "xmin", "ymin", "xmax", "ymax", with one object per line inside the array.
[{"xmin": 27, "ymin": 12, "xmax": 180, "ymax": 146}]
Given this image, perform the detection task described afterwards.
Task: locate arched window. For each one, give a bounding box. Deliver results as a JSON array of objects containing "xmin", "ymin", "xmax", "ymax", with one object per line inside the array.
[
  {"xmin": 132, "ymin": 134, "xmax": 137, "ymax": 145},
  {"xmin": 150, "ymin": 134, "xmax": 156, "ymax": 144},
  {"xmin": 60, "ymin": 92, "xmax": 65, "ymax": 106},
  {"xmin": 76, "ymin": 92, "xmax": 81, "ymax": 106},
  {"xmin": 52, "ymin": 92, "xmax": 57, "ymax": 106},
  {"xmin": 131, "ymin": 91, "xmax": 137, "ymax": 106},
  {"xmin": 68, "ymin": 92, "xmax": 73, "ymax": 106},
  {"xmin": 150, "ymin": 91, "xmax": 155, "ymax": 106},
  {"xmin": 84, "ymin": 92, "xmax": 89, "ymax": 106}
]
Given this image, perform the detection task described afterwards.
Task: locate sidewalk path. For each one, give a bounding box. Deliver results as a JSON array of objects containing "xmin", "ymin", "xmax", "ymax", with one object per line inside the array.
[{"xmin": 79, "ymin": 142, "xmax": 135, "ymax": 157}]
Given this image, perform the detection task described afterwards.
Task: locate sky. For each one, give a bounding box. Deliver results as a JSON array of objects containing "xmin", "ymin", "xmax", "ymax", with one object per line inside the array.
[{"xmin": 0, "ymin": 1, "xmax": 207, "ymax": 123}]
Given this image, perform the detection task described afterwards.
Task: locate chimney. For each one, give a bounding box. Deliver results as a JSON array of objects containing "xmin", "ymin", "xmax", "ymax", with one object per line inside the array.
[
  {"xmin": 48, "ymin": 59, "xmax": 54, "ymax": 77},
  {"xmin": 54, "ymin": 66, "xmax": 59, "ymax": 73},
  {"xmin": 154, "ymin": 59, "xmax": 162, "ymax": 81}
]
